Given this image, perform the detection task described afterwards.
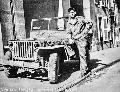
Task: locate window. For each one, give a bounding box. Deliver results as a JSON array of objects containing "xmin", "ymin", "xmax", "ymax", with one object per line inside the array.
[{"xmin": 101, "ymin": 17, "xmax": 110, "ymax": 41}]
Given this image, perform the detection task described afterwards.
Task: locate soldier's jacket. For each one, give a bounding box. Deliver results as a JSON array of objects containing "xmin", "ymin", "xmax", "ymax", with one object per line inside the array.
[{"xmin": 66, "ymin": 16, "xmax": 93, "ymax": 42}]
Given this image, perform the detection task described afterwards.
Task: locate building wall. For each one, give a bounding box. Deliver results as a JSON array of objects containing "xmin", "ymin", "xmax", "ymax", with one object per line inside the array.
[
  {"xmin": 90, "ymin": 0, "xmax": 115, "ymax": 41},
  {"xmin": 23, "ymin": 0, "xmax": 84, "ymax": 38},
  {"xmin": 90, "ymin": 0, "xmax": 98, "ymax": 39},
  {"xmin": 14, "ymin": 0, "xmax": 26, "ymax": 39},
  {"xmin": 0, "ymin": 0, "xmax": 26, "ymax": 45},
  {"xmin": 0, "ymin": 0, "xmax": 14, "ymax": 45},
  {"xmin": 89, "ymin": 0, "xmax": 120, "ymax": 50},
  {"xmin": 23, "ymin": 0, "xmax": 59, "ymax": 38},
  {"xmin": 1, "ymin": 0, "xmax": 119, "ymax": 46}
]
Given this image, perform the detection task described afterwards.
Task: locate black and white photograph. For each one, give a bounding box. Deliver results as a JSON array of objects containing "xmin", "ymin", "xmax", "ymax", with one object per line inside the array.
[{"xmin": 0, "ymin": 0, "xmax": 120, "ymax": 92}]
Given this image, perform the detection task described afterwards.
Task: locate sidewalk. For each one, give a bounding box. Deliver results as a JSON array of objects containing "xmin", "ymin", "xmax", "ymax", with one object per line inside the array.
[
  {"xmin": 90, "ymin": 47, "xmax": 120, "ymax": 71},
  {"xmin": 58, "ymin": 47, "xmax": 120, "ymax": 91},
  {"xmin": 71, "ymin": 47, "xmax": 120, "ymax": 92}
]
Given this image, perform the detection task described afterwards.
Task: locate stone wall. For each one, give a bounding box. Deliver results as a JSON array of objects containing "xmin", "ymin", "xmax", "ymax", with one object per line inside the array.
[
  {"xmin": 90, "ymin": 0, "xmax": 98, "ymax": 38},
  {"xmin": 14, "ymin": 0, "xmax": 26, "ymax": 39},
  {"xmin": 0, "ymin": 0, "xmax": 26, "ymax": 45},
  {"xmin": 0, "ymin": 0, "xmax": 14, "ymax": 45}
]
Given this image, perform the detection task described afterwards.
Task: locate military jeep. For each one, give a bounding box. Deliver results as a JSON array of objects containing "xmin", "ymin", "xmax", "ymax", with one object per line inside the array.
[{"xmin": 3, "ymin": 18, "xmax": 78, "ymax": 84}]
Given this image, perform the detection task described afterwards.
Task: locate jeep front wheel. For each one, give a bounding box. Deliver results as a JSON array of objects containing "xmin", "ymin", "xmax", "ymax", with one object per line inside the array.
[
  {"xmin": 4, "ymin": 51, "xmax": 12, "ymax": 61},
  {"xmin": 48, "ymin": 53, "xmax": 59, "ymax": 84},
  {"xmin": 4, "ymin": 66, "xmax": 18, "ymax": 78}
]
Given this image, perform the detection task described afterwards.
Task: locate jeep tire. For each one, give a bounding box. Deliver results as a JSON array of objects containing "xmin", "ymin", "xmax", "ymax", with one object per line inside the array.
[
  {"xmin": 4, "ymin": 51, "xmax": 12, "ymax": 60},
  {"xmin": 4, "ymin": 66, "xmax": 18, "ymax": 78},
  {"xmin": 48, "ymin": 53, "xmax": 59, "ymax": 84}
]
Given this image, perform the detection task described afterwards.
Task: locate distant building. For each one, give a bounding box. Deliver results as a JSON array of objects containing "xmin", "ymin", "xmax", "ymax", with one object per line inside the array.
[{"xmin": 90, "ymin": 0, "xmax": 119, "ymax": 49}]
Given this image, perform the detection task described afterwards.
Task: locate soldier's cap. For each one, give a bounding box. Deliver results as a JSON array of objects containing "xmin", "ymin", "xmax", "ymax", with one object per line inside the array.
[{"xmin": 68, "ymin": 7, "xmax": 76, "ymax": 12}]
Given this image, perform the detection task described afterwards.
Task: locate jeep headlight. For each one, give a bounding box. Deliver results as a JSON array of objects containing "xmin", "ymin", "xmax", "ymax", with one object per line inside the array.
[
  {"xmin": 34, "ymin": 42, "xmax": 39, "ymax": 47},
  {"xmin": 8, "ymin": 42, "xmax": 13, "ymax": 47}
]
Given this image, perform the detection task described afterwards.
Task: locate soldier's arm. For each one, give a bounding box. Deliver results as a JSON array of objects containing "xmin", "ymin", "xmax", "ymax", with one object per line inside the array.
[
  {"xmin": 66, "ymin": 22, "xmax": 72, "ymax": 39},
  {"xmin": 80, "ymin": 19, "xmax": 93, "ymax": 34},
  {"xmin": 73, "ymin": 21, "xmax": 93, "ymax": 40}
]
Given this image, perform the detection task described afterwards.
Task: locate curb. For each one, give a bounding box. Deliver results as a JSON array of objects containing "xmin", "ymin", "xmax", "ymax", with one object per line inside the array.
[{"xmin": 56, "ymin": 58, "xmax": 120, "ymax": 92}]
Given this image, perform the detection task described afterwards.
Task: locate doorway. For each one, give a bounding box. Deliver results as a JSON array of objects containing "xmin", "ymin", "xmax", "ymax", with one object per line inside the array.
[{"xmin": 70, "ymin": 0, "xmax": 83, "ymax": 16}]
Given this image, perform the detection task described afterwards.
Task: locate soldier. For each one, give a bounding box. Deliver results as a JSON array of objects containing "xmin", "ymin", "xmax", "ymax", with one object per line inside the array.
[{"xmin": 66, "ymin": 7, "xmax": 93, "ymax": 77}]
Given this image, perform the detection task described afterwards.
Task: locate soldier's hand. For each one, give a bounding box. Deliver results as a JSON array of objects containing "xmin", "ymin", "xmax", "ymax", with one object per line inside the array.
[{"xmin": 69, "ymin": 39, "xmax": 74, "ymax": 44}]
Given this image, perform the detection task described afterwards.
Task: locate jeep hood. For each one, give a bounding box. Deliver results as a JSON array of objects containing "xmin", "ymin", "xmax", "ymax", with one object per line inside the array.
[{"xmin": 30, "ymin": 30, "xmax": 68, "ymax": 42}]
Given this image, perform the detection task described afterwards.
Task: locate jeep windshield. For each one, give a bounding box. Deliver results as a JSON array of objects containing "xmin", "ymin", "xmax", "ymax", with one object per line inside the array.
[
  {"xmin": 31, "ymin": 17, "xmax": 68, "ymax": 31},
  {"xmin": 30, "ymin": 17, "xmax": 68, "ymax": 40}
]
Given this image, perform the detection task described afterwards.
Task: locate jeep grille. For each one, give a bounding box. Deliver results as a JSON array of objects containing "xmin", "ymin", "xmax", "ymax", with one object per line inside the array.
[{"xmin": 10, "ymin": 41, "xmax": 37, "ymax": 60}]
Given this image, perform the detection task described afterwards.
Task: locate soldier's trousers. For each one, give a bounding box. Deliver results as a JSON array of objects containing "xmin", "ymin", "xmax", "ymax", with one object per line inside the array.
[{"xmin": 75, "ymin": 40, "xmax": 90, "ymax": 76}]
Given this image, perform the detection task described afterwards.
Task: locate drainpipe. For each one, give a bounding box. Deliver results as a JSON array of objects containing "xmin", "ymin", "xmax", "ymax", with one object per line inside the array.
[
  {"xmin": 83, "ymin": 0, "xmax": 92, "ymax": 34},
  {"xmin": 83, "ymin": 0, "xmax": 91, "ymax": 20},
  {"xmin": 0, "ymin": 23, "xmax": 4, "ymax": 65}
]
